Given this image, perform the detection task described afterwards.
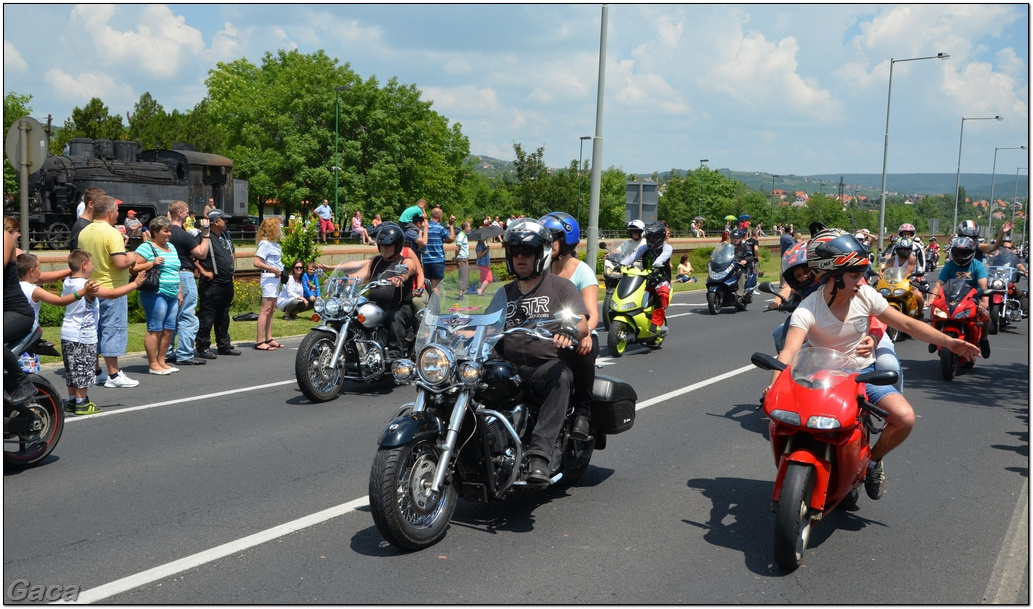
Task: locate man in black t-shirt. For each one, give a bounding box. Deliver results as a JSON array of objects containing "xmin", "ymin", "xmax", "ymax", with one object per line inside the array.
[
  {"xmin": 196, "ymin": 209, "xmax": 239, "ymax": 359},
  {"xmin": 166, "ymin": 200, "xmax": 211, "ymax": 365},
  {"xmin": 68, "ymin": 187, "xmax": 105, "ymax": 251},
  {"xmin": 496, "ymin": 220, "xmax": 588, "ymax": 485}
]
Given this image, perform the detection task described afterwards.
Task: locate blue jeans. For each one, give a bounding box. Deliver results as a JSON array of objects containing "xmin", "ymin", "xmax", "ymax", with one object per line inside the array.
[
  {"xmin": 167, "ymin": 271, "xmax": 199, "ymax": 361},
  {"xmin": 140, "ymin": 291, "xmax": 179, "ymax": 332},
  {"xmin": 97, "ymin": 295, "xmax": 128, "ymax": 357}
]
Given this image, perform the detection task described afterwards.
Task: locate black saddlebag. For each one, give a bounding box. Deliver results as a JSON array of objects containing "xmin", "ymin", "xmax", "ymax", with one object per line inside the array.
[{"xmin": 590, "ymin": 375, "xmax": 637, "ymax": 434}]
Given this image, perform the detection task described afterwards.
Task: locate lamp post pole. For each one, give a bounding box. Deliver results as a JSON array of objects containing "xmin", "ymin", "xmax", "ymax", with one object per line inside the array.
[
  {"xmin": 953, "ymin": 115, "xmax": 1004, "ymax": 232},
  {"xmin": 877, "ymin": 52, "xmax": 949, "ymax": 254},
  {"xmin": 577, "ymin": 135, "xmax": 591, "ymax": 228},
  {"xmin": 989, "ymin": 146, "xmax": 1026, "ymax": 233},
  {"xmin": 1017, "ymin": 167, "xmax": 1028, "ymax": 245},
  {"xmin": 697, "ymin": 159, "xmax": 708, "ymax": 218},
  {"xmin": 770, "ymin": 174, "xmax": 778, "ymax": 218},
  {"xmin": 333, "ymin": 85, "xmax": 351, "ymax": 223}
]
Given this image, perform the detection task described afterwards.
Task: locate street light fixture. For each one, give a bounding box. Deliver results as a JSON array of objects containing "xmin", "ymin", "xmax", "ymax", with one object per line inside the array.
[
  {"xmin": 877, "ymin": 52, "xmax": 949, "ymax": 253},
  {"xmin": 988, "ymin": 145, "xmax": 1027, "ymax": 233},
  {"xmin": 578, "ymin": 136, "xmax": 591, "ymax": 228},
  {"xmin": 334, "ymin": 85, "xmax": 352, "ymax": 223},
  {"xmin": 953, "ymin": 115, "xmax": 1004, "ymax": 231},
  {"xmin": 697, "ymin": 159, "xmax": 708, "ymax": 218}
]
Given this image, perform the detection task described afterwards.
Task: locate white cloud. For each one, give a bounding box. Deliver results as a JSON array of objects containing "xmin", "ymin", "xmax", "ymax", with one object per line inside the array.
[
  {"xmin": 206, "ymin": 22, "xmax": 244, "ymax": 64},
  {"xmin": 943, "ymin": 61, "xmax": 1029, "ymax": 121},
  {"xmin": 996, "ymin": 47, "xmax": 1027, "ymax": 77},
  {"xmin": 43, "ymin": 68, "xmax": 134, "ymax": 107},
  {"xmin": 423, "ymin": 85, "xmax": 501, "ymax": 118},
  {"xmin": 4, "ymin": 40, "xmax": 27, "ymax": 72}
]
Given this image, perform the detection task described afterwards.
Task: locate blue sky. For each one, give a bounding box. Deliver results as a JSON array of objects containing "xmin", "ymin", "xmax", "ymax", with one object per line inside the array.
[{"xmin": 4, "ymin": 4, "xmax": 1029, "ymax": 177}]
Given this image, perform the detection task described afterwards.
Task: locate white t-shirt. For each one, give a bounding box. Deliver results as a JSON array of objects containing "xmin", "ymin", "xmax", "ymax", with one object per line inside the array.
[
  {"xmin": 255, "ymin": 240, "xmax": 283, "ymax": 278},
  {"xmin": 19, "ymin": 280, "xmax": 41, "ymax": 322},
  {"xmin": 60, "ymin": 277, "xmax": 98, "ymax": 345},
  {"xmin": 789, "ymin": 284, "xmax": 888, "ymax": 368}
]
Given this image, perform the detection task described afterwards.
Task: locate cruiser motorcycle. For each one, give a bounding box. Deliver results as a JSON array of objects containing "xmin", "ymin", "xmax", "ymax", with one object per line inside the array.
[
  {"xmin": 4, "ymin": 323, "xmax": 64, "ymax": 468},
  {"xmin": 295, "ymin": 265, "xmax": 414, "ymax": 402},
  {"xmin": 369, "ymin": 285, "xmax": 637, "ymax": 551},
  {"xmin": 986, "ymin": 265, "xmax": 1023, "ymax": 334}
]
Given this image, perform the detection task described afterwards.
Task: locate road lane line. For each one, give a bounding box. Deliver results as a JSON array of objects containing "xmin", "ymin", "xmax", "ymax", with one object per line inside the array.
[{"xmin": 62, "ymin": 363, "xmax": 758, "ymax": 603}]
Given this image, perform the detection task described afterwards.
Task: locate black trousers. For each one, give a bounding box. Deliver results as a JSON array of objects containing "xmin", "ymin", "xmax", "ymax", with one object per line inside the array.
[
  {"xmin": 4, "ymin": 311, "xmax": 34, "ymax": 390},
  {"xmin": 517, "ymin": 359, "xmax": 573, "ymax": 465},
  {"xmin": 196, "ymin": 278, "xmax": 234, "ymax": 351},
  {"xmin": 559, "ymin": 333, "xmax": 598, "ymax": 418},
  {"xmin": 384, "ymin": 304, "xmax": 414, "ymax": 358}
]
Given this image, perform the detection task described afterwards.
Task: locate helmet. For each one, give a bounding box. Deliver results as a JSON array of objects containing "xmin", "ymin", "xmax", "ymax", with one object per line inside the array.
[
  {"xmin": 644, "ymin": 222, "xmax": 666, "ymax": 244},
  {"xmin": 898, "ymin": 223, "xmax": 916, "ymax": 236},
  {"xmin": 781, "ymin": 240, "xmax": 818, "ymax": 291},
  {"xmin": 806, "ymin": 228, "xmax": 871, "ymax": 281},
  {"xmin": 930, "ymin": 236, "xmax": 937, "ymax": 242},
  {"xmin": 958, "ymin": 220, "xmax": 979, "ymax": 238},
  {"xmin": 502, "ymin": 220, "xmax": 553, "ymax": 279},
  {"xmin": 950, "ymin": 237, "xmax": 976, "ymax": 266},
  {"xmin": 627, "ymin": 219, "xmax": 645, "ymax": 236},
  {"xmin": 538, "ymin": 212, "xmax": 580, "ymax": 255},
  {"xmin": 730, "ymin": 228, "xmax": 744, "ymax": 240},
  {"xmin": 374, "ymin": 222, "xmax": 404, "ymax": 252},
  {"xmin": 889, "ymin": 234, "xmax": 898, "ymax": 243},
  {"xmin": 895, "ymin": 237, "xmax": 914, "ymax": 253}
]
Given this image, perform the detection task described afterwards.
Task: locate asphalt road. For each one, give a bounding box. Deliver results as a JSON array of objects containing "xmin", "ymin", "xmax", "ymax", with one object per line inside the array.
[{"xmin": 4, "ymin": 294, "xmax": 1029, "ymax": 604}]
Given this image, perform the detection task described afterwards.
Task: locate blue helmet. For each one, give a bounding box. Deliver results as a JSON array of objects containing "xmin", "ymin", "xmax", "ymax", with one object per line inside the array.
[{"xmin": 538, "ymin": 212, "xmax": 580, "ymax": 255}]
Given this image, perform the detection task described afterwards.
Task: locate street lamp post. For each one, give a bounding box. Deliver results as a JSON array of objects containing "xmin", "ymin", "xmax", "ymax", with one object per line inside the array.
[
  {"xmin": 877, "ymin": 52, "xmax": 949, "ymax": 253},
  {"xmin": 697, "ymin": 159, "xmax": 708, "ymax": 219},
  {"xmin": 988, "ymin": 146, "xmax": 1026, "ymax": 233},
  {"xmin": 577, "ymin": 136, "xmax": 591, "ymax": 228},
  {"xmin": 770, "ymin": 174, "xmax": 778, "ymax": 217},
  {"xmin": 333, "ymin": 85, "xmax": 351, "ymax": 223},
  {"xmin": 953, "ymin": 115, "xmax": 1004, "ymax": 232}
]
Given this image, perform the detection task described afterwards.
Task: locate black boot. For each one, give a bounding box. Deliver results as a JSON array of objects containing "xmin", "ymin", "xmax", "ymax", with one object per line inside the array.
[
  {"xmin": 571, "ymin": 415, "xmax": 591, "ymax": 441},
  {"xmin": 525, "ymin": 457, "xmax": 550, "ymax": 485},
  {"xmin": 980, "ymin": 336, "xmax": 991, "ymax": 359}
]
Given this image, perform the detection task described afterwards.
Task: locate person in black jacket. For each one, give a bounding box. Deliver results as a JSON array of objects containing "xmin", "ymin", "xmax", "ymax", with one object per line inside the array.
[{"xmin": 195, "ymin": 209, "xmax": 239, "ymax": 359}]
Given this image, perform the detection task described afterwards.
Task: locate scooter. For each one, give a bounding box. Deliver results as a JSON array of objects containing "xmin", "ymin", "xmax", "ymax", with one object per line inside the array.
[
  {"xmin": 705, "ymin": 242, "xmax": 755, "ymax": 314},
  {"xmin": 751, "ymin": 347, "xmax": 895, "ymax": 572},
  {"xmin": 928, "ymin": 278, "xmax": 982, "ymax": 381},
  {"xmin": 4, "ymin": 323, "xmax": 64, "ymax": 468},
  {"xmin": 605, "ymin": 266, "xmax": 667, "ymax": 357}
]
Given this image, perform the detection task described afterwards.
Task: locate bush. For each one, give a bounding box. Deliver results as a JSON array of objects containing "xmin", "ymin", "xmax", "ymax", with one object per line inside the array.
[
  {"xmin": 280, "ymin": 217, "xmax": 321, "ymax": 268},
  {"xmin": 232, "ymin": 279, "xmax": 263, "ymax": 312}
]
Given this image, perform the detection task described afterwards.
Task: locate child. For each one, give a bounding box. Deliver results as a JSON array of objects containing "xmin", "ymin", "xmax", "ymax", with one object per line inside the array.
[
  {"xmin": 301, "ymin": 260, "xmax": 321, "ymax": 301},
  {"xmin": 60, "ymin": 250, "xmax": 144, "ymax": 416},
  {"xmin": 17, "ymin": 253, "xmax": 100, "ymax": 323}
]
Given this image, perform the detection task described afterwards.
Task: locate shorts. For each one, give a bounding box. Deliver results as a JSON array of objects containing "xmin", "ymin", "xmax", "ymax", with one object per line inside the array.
[
  {"xmin": 478, "ymin": 266, "xmax": 493, "ymax": 283},
  {"xmin": 62, "ymin": 339, "xmax": 97, "ymax": 389},
  {"xmin": 861, "ymin": 363, "xmax": 901, "ymax": 405},
  {"xmin": 423, "ymin": 262, "xmax": 445, "ymax": 280},
  {"xmin": 97, "ymin": 295, "xmax": 128, "ymax": 357},
  {"xmin": 140, "ymin": 291, "xmax": 180, "ymax": 332},
  {"xmin": 260, "ymin": 275, "xmax": 280, "ymax": 299}
]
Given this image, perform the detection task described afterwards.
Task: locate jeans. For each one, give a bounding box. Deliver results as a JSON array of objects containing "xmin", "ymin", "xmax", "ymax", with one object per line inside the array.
[
  {"xmin": 167, "ymin": 271, "xmax": 199, "ymax": 361},
  {"xmin": 517, "ymin": 359, "xmax": 573, "ymax": 465},
  {"xmin": 139, "ymin": 291, "xmax": 179, "ymax": 332},
  {"xmin": 97, "ymin": 295, "xmax": 128, "ymax": 357}
]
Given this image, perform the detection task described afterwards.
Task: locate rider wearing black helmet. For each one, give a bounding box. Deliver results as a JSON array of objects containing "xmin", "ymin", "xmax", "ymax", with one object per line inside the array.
[
  {"xmin": 497, "ymin": 220, "xmax": 589, "ymax": 485},
  {"xmin": 620, "ymin": 221, "xmax": 673, "ymax": 334},
  {"xmin": 957, "ymin": 219, "xmax": 1015, "ymax": 262},
  {"xmin": 928, "ymin": 236, "xmax": 993, "ymax": 357},
  {"xmin": 768, "ymin": 228, "xmax": 979, "ymax": 500}
]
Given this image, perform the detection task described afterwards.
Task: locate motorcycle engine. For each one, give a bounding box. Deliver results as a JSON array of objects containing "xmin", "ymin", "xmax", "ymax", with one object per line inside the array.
[{"xmin": 353, "ymin": 339, "xmax": 385, "ymax": 377}]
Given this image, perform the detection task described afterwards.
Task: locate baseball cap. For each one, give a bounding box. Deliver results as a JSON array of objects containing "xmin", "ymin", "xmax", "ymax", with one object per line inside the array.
[
  {"xmin": 126, "ymin": 210, "xmax": 137, "ymax": 217},
  {"xmin": 208, "ymin": 209, "xmax": 228, "ymax": 221}
]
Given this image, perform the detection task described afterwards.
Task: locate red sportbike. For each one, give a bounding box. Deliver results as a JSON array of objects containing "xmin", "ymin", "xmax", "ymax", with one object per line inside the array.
[
  {"xmin": 928, "ymin": 277, "xmax": 982, "ymax": 381},
  {"xmin": 752, "ymin": 347, "xmax": 896, "ymax": 571}
]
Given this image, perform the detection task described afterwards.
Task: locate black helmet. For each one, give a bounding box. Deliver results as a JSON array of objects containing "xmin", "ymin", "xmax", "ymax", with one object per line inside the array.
[
  {"xmin": 375, "ymin": 222, "xmax": 404, "ymax": 251},
  {"xmin": 950, "ymin": 237, "xmax": 976, "ymax": 266},
  {"xmin": 730, "ymin": 228, "xmax": 744, "ymax": 240},
  {"xmin": 645, "ymin": 222, "xmax": 666, "ymax": 244},
  {"xmin": 502, "ymin": 220, "xmax": 553, "ymax": 279}
]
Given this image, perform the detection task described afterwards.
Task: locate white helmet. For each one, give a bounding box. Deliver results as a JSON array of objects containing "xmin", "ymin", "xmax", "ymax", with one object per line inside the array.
[{"xmin": 627, "ymin": 219, "xmax": 645, "ymax": 232}]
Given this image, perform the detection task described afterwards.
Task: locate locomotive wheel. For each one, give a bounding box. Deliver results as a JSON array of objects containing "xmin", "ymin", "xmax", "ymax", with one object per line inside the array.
[
  {"xmin": 774, "ymin": 463, "xmax": 815, "ymax": 572},
  {"xmin": 45, "ymin": 222, "xmax": 71, "ymax": 250}
]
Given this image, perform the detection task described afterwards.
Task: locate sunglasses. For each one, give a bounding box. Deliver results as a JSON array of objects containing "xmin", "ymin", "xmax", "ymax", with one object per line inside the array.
[
  {"xmin": 509, "ymin": 246, "xmax": 537, "ymax": 258},
  {"xmin": 293, "ymin": 266, "xmax": 304, "ymax": 270}
]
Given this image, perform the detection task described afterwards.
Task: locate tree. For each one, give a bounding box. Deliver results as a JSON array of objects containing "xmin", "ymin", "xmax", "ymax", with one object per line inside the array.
[
  {"xmin": 50, "ymin": 98, "xmax": 125, "ymax": 154},
  {"xmin": 511, "ymin": 143, "xmax": 551, "ymax": 219},
  {"xmin": 126, "ymin": 92, "xmax": 169, "ymax": 149},
  {"xmin": 3, "ymin": 92, "xmax": 34, "ymax": 201}
]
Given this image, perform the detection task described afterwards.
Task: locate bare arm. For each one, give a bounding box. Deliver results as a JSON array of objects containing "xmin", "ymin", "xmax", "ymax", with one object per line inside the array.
[
  {"xmin": 96, "ymin": 274, "xmax": 146, "ymax": 299},
  {"xmin": 875, "ymin": 306, "xmax": 980, "ymax": 359},
  {"xmin": 32, "ymin": 280, "xmax": 100, "ymax": 306}
]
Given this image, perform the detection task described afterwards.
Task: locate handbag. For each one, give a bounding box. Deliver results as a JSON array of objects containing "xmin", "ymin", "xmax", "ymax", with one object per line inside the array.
[{"xmin": 135, "ymin": 243, "xmax": 161, "ymax": 292}]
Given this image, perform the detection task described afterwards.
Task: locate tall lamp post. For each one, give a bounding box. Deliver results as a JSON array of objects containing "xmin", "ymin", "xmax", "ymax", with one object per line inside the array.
[
  {"xmin": 697, "ymin": 159, "xmax": 708, "ymax": 218},
  {"xmin": 577, "ymin": 135, "xmax": 591, "ymax": 228},
  {"xmin": 770, "ymin": 174, "xmax": 779, "ymax": 217},
  {"xmin": 333, "ymin": 85, "xmax": 351, "ymax": 223},
  {"xmin": 1016, "ymin": 167, "xmax": 1028, "ymax": 245},
  {"xmin": 953, "ymin": 115, "xmax": 1004, "ymax": 231},
  {"xmin": 877, "ymin": 52, "xmax": 949, "ymax": 253},
  {"xmin": 988, "ymin": 145, "xmax": 1026, "ymax": 233}
]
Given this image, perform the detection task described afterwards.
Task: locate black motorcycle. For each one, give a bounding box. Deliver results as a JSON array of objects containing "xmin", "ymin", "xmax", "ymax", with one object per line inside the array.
[
  {"xmin": 705, "ymin": 242, "xmax": 756, "ymax": 314},
  {"xmin": 368, "ymin": 285, "xmax": 637, "ymax": 551},
  {"xmin": 295, "ymin": 265, "xmax": 415, "ymax": 402},
  {"xmin": 4, "ymin": 323, "xmax": 64, "ymax": 468}
]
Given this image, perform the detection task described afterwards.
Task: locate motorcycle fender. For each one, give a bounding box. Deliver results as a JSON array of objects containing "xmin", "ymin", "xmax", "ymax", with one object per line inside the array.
[
  {"xmin": 377, "ymin": 411, "xmax": 443, "ymax": 448},
  {"xmin": 992, "ymin": 294, "xmax": 1004, "ymax": 305},
  {"xmin": 773, "ymin": 450, "xmax": 833, "ymax": 511},
  {"xmin": 310, "ymin": 325, "xmax": 339, "ymax": 337}
]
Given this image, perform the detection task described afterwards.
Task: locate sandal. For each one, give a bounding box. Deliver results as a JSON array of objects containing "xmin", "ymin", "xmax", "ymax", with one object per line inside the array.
[
  {"xmin": 254, "ymin": 341, "xmax": 277, "ymax": 351},
  {"xmin": 268, "ymin": 340, "xmax": 285, "ymax": 349}
]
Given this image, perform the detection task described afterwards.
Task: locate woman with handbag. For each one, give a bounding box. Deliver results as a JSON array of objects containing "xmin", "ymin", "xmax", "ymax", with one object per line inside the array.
[
  {"xmin": 134, "ymin": 216, "xmax": 182, "ymax": 375},
  {"xmin": 253, "ymin": 217, "xmax": 285, "ymax": 351}
]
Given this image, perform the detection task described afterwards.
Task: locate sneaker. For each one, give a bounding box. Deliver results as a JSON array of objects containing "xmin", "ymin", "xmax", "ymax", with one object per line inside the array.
[
  {"xmin": 105, "ymin": 372, "xmax": 140, "ymax": 388},
  {"xmin": 95, "ymin": 370, "xmax": 109, "ymax": 385},
  {"xmin": 865, "ymin": 460, "xmax": 885, "ymax": 500},
  {"xmin": 217, "ymin": 347, "xmax": 241, "ymax": 356},
  {"xmin": 64, "ymin": 400, "xmax": 77, "ymax": 414},
  {"xmin": 8, "ymin": 377, "xmax": 38, "ymax": 404},
  {"xmin": 197, "ymin": 349, "xmax": 218, "ymax": 360},
  {"xmin": 74, "ymin": 401, "xmax": 102, "ymax": 416}
]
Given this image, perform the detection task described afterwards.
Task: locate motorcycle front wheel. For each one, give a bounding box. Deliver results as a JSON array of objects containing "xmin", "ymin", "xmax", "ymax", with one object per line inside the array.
[
  {"xmin": 607, "ymin": 321, "xmax": 629, "ymax": 357},
  {"xmin": 295, "ymin": 331, "xmax": 345, "ymax": 402},
  {"xmin": 4, "ymin": 375, "xmax": 64, "ymax": 468},
  {"xmin": 369, "ymin": 439, "xmax": 457, "ymax": 551},
  {"xmin": 988, "ymin": 304, "xmax": 1001, "ymax": 335},
  {"xmin": 939, "ymin": 347, "xmax": 958, "ymax": 381},
  {"xmin": 774, "ymin": 462, "xmax": 815, "ymax": 572},
  {"xmin": 706, "ymin": 291, "xmax": 721, "ymax": 315}
]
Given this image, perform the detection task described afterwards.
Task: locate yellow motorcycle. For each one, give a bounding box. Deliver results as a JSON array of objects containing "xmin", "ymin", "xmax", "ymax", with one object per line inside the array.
[
  {"xmin": 605, "ymin": 266, "xmax": 668, "ymax": 357},
  {"xmin": 875, "ymin": 266, "xmax": 925, "ymax": 341}
]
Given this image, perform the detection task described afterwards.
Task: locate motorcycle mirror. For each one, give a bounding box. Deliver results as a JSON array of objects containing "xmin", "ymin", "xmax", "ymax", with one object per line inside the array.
[
  {"xmin": 856, "ymin": 369, "xmax": 898, "ymax": 386},
  {"xmin": 750, "ymin": 352, "xmax": 785, "ymax": 371},
  {"xmin": 757, "ymin": 281, "xmax": 777, "ymax": 295}
]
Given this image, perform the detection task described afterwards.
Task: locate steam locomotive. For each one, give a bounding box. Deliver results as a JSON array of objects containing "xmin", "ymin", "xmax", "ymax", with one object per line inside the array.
[{"xmin": 9, "ymin": 138, "xmax": 247, "ymax": 249}]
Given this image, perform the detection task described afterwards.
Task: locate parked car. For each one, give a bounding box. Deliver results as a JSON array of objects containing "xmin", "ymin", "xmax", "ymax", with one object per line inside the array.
[{"xmin": 224, "ymin": 215, "xmax": 258, "ymax": 239}]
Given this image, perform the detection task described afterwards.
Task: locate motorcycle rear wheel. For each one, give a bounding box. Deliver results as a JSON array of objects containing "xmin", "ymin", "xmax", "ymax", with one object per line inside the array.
[
  {"xmin": 4, "ymin": 375, "xmax": 64, "ymax": 468},
  {"xmin": 939, "ymin": 347, "xmax": 958, "ymax": 381},
  {"xmin": 295, "ymin": 331, "xmax": 345, "ymax": 402},
  {"xmin": 607, "ymin": 322, "xmax": 629, "ymax": 358},
  {"xmin": 369, "ymin": 439, "xmax": 457, "ymax": 551},
  {"xmin": 774, "ymin": 463, "xmax": 815, "ymax": 572},
  {"xmin": 560, "ymin": 436, "xmax": 595, "ymax": 485},
  {"xmin": 706, "ymin": 291, "xmax": 720, "ymax": 315}
]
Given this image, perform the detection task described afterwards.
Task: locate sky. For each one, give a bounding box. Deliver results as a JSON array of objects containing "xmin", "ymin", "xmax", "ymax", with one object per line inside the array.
[{"xmin": 3, "ymin": 3, "xmax": 1030, "ymax": 179}]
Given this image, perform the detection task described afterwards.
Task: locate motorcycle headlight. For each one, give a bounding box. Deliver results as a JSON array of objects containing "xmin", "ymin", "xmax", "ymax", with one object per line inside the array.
[
  {"xmin": 314, "ymin": 297, "xmax": 325, "ymax": 315},
  {"xmin": 458, "ymin": 362, "xmax": 483, "ymax": 386},
  {"xmin": 879, "ymin": 288, "xmax": 891, "ymax": 296},
  {"xmin": 953, "ymin": 308, "xmax": 973, "ymax": 320},
  {"xmin": 392, "ymin": 359, "xmax": 416, "ymax": 383},
  {"xmin": 932, "ymin": 308, "xmax": 948, "ymax": 319},
  {"xmin": 806, "ymin": 416, "xmax": 841, "ymax": 430},
  {"xmin": 892, "ymin": 288, "xmax": 906, "ymax": 297},
  {"xmin": 617, "ymin": 301, "xmax": 636, "ymax": 312},
  {"xmin": 417, "ymin": 346, "xmax": 455, "ymax": 386},
  {"xmin": 323, "ymin": 297, "xmax": 342, "ymax": 318},
  {"xmin": 768, "ymin": 409, "xmax": 801, "ymax": 427},
  {"xmin": 991, "ymin": 279, "xmax": 1005, "ymax": 290}
]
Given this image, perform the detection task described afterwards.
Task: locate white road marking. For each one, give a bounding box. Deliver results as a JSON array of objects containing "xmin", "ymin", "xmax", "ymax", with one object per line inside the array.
[{"xmin": 59, "ymin": 363, "xmax": 757, "ymax": 604}]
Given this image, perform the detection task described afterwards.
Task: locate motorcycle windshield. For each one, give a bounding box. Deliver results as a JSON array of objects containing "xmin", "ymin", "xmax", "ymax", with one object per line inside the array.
[
  {"xmin": 788, "ymin": 347, "xmax": 858, "ymax": 390},
  {"xmin": 987, "ymin": 265, "xmax": 1017, "ymax": 283},
  {"xmin": 882, "ymin": 266, "xmax": 908, "ymax": 284},
  {"xmin": 944, "ymin": 277, "xmax": 974, "ymax": 305},
  {"xmin": 709, "ymin": 242, "xmax": 735, "ymax": 274},
  {"xmin": 414, "ymin": 281, "xmax": 508, "ymax": 360}
]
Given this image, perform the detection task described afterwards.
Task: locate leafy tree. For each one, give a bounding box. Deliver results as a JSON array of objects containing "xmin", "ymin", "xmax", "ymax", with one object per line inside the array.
[
  {"xmin": 126, "ymin": 92, "xmax": 169, "ymax": 149},
  {"xmin": 511, "ymin": 143, "xmax": 551, "ymax": 219},
  {"xmin": 3, "ymin": 92, "xmax": 34, "ymax": 201},
  {"xmin": 50, "ymin": 98, "xmax": 125, "ymax": 154}
]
